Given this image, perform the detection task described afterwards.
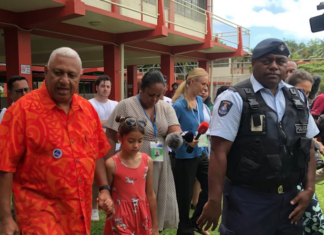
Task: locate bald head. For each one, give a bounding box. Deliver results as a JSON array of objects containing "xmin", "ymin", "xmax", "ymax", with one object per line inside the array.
[{"xmin": 285, "ymin": 61, "xmax": 298, "ymax": 81}]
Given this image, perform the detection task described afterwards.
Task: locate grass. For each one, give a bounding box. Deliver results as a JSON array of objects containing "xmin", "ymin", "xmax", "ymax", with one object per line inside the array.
[
  {"xmin": 91, "ymin": 184, "xmax": 324, "ymax": 235},
  {"xmin": 91, "ymin": 209, "xmax": 220, "ymax": 235}
]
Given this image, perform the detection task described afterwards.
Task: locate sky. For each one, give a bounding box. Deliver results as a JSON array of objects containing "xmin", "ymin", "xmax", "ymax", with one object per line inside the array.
[{"xmin": 212, "ymin": 0, "xmax": 324, "ymax": 49}]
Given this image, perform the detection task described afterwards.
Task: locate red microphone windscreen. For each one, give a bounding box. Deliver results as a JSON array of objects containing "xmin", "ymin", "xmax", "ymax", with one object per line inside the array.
[{"xmin": 197, "ymin": 122, "xmax": 209, "ymax": 135}]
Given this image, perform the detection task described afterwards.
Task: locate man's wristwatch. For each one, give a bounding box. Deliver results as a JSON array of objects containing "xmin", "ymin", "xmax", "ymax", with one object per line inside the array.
[{"xmin": 99, "ymin": 185, "xmax": 110, "ymax": 192}]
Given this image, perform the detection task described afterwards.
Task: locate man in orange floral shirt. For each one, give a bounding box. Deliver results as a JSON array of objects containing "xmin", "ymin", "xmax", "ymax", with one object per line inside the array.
[{"xmin": 0, "ymin": 47, "xmax": 113, "ymax": 235}]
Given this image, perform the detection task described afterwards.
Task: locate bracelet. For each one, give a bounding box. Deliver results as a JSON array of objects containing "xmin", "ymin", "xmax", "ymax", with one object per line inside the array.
[{"xmin": 99, "ymin": 185, "xmax": 110, "ymax": 192}]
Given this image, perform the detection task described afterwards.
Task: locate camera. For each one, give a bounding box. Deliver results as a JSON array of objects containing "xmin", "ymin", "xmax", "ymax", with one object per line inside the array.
[{"xmin": 310, "ymin": 2, "xmax": 324, "ymax": 32}]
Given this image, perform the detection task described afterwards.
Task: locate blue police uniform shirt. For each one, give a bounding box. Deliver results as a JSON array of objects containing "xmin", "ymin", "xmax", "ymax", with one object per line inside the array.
[
  {"xmin": 210, "ymin": 75, "xmax": 319, "ymax": 141},
  {"xmin": 173, "ymin": 95, "xmax": 207, "ymax": 159}
]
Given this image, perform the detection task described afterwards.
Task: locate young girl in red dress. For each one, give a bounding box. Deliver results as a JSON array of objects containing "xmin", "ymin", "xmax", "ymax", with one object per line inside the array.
[{"xmin": 104, "ymin": 115, "xmax": 159, "ymax": 235}]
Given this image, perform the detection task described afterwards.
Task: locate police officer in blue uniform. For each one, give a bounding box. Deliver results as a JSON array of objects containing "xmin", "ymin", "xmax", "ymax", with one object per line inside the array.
[{"xmin": 197, "ymin": 38, "xmax": 319, "ymax": 235}]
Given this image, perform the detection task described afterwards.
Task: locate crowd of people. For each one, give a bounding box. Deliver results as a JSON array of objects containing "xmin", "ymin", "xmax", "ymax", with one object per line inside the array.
[{"xmin": 1, "ymin": 37, "xmax": 324, "ymax": 235}]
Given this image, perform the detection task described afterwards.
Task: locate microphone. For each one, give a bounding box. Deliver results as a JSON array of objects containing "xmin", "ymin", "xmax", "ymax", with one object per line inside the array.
[
  {"xmin": 181, "ymin": 131, "xmax": 194, "ymax": 143},
  {"xmin": 165, "ymin": 132, "xmax": 194, "ymax": 150},
  {"xmin": 186, "ymin": 122, "xmax": 209, "ymax": 154}
]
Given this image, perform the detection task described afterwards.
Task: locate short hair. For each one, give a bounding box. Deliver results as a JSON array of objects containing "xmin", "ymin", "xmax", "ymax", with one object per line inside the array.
[
  {"xmin": 287, "ymin": 70, "xmax": 314, "ymax": 86},
  {"xmin": 140, "ymin": 71, "xmax": 165, "ymax": 91},
  {"xmin": 47, "ymin": 47, "xmax": 82, "ymax": 70},
  {"xmin": 95, "ymin": 75, "xmax": 111, "ymax": 86},
  {"xmin": 8, "ymin": 75, "xmax": 28, "ymax": 90}
]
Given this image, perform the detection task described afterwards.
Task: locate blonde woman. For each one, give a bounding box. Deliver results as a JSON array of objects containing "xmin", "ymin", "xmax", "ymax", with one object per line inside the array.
[{"xmin": 172, "ymin": 68, "xmax": 210, "ymax": 235}]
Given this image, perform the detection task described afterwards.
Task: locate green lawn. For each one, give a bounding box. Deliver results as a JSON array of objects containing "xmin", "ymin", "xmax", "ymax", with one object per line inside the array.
[
  {"xmin": 91, "ymin": 209, "xmax": 220, "ymax": 235},
  {"xmin": 90, "ymin": 183, "xmax": 324, "ymax": 234}
]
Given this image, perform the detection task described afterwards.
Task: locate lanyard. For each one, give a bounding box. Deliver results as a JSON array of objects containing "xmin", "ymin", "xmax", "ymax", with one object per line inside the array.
[
  {"xmin": 137, "ymin": 95, "xmax": 157, "ymax": 142},
  {"xmin": 191, "ymin": 101, "xmax": 200, "ymax": 125}
]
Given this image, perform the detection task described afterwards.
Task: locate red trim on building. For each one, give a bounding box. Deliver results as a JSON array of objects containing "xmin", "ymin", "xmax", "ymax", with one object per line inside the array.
[
  {"xmin": 85, "ymin": 5, "xmax": 156, "ymax": 29},
  {"xmin": 4, "ymin": 28, "xmax": 32, "ymax": 105},
  {"xmin": 116, "ymin": 28, "xmax": 168, "ymax": 44},
  {"xmin": 0, "ymin": 9, "xmax": 17, "ymax": 24},
  {"xmin": 168, "ymin": 1, "xmax": 175, "ymax": 31},
  {"xmin": 33, "ymin": 22, "xmax": 115, "ymax": 45},
  {"xmin": 127, "ymin": 41, "xmax": 171, "ymax": 54},
  {"xmin": 111, "ymin": 0, "xmax": 120, "ymax": 14},
  {"xmin": 127, "ymin": 65, "xmax": 138, "ymax": 98},
  {"xmin": 161, "ymin": 54, "xmax": 175, "ymax": 90},
  {"xmin": 170, "ymin": 12, "xmax": 213, "ymax": 54},
  {"xmin": 177, "ymin": 52, "xmax": 207, "ymax": 60},
  {"xmin": 199, "ymin": 60, "xmax": 210, "ymax": 74},
  {"xmin": 19, "ymin": 0, "xmax": 86, "ymax": 28},
  {"xmin": 103, "ymin": 44, "xmax": 121, "ymax": 101}
]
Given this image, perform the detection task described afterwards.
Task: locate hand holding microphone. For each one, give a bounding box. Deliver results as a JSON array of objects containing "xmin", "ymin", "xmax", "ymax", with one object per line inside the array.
[
  {"xmin": 165, "ymin": 131, "xmax": 194, "ymax": 150},
  {"xmin": 186, "ymin": 122, "xmax": 209, "ymax": 153}
]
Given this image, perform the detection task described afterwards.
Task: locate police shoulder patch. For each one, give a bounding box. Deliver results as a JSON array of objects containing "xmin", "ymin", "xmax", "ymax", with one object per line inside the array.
[{"xmin": 218, "ymin": 100, "xmax": 233, "ymax": 117}]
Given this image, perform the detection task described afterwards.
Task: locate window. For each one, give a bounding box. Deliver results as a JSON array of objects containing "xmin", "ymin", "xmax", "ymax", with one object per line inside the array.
[{"xmin": 174, "ymin": 0, "xmax": 206, "ymax": 23}]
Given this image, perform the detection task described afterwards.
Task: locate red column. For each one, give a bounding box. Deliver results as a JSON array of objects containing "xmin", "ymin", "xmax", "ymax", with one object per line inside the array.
[
  {"xmin": 168, "ymin": 0, "xmax": 175, "ymax": 30},
  {"xmin": 111, "ymin": 0, "xmax": 120, "ymax": 13},
  {"xmin": 160, "ymin": 54, "xmax": 174, "ymax": 90},
  {"xmin": 92, "ymin": 82, "xmax": 96, "ymax": 93},
  {"xmin": 103, "ymin": 44, "xmax": 121, "ymax": 101},
  {"xmin": 4, "ymin": 28, "xmax": 32, "ymax": 105},
  {"xmin": 127, "ymin": 65, "xmax": 137, "ymax": 98},
  {"xmin": 199, "ymin": 60, "xmax": 210, "ymax": 75},
  {"xmin": 206, "ymin": 0, "xmax": 212, "ymax": 12}
]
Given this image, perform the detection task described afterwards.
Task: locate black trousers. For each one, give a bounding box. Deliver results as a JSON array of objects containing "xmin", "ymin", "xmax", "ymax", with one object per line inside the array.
[
  {"xmin": 220, "ymin": 179, "xmax": 303, "ymax": 235},
  {"xmin": 174, "ymin": 153, "xmax": 209, "ymax": 235}
]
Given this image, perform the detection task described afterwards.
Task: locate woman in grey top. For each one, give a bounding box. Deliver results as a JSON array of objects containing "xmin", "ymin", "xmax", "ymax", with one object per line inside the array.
[{"xmin": 105, "ymin": 71, "xmax": 181, "ymax": 231}]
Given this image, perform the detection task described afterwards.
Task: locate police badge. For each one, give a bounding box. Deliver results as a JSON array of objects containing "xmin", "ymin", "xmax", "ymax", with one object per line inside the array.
[{"xmin": 218, "ymin": 100, "xmax": 233, "ymax": 117}]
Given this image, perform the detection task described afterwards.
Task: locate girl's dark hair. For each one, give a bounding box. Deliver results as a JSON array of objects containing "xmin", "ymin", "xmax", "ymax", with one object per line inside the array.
[
  {"xmin": 115, "ymin": 115, "xmax": 145, "ymax": 136},
  {"xmin": 140, "ymin": 71, "xmax": 165, "ymax": 91}
]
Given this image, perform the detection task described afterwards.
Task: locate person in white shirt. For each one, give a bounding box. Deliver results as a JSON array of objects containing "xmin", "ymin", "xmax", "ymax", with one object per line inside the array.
[
  {"xmin": 88, "ymin": 75, "xmax": 118, "ymax": 221},
  {"xmin": 0, "ymin": 76, "xmax": 31, "ymax": 124}
]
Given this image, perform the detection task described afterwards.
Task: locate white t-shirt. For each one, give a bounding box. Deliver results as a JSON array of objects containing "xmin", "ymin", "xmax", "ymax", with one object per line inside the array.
[
  {"xmin": 89, "ymin": 98, "xmax": 120, "ymax": 151},
  {"xmin": 89, "ymin": 98, "xmax": 118, "ymax": 123},
  {"xmin": 163, "ymin": 96, "xmax": 172, "ymax": 105}
]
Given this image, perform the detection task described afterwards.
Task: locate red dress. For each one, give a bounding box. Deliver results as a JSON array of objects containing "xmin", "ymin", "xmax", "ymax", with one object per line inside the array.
[{"xmin": 104, "ymin": 153, "xmax": 152, "ymax": 235}]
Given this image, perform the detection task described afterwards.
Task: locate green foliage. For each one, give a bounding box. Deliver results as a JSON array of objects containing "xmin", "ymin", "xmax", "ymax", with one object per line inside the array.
[
  {"xmin": 298, "ymin": 62, "xmax": 324, "ymax": 93},
  {"xmin": 284, "ymin": 38, "xmax": 324, "ymax": 59}
]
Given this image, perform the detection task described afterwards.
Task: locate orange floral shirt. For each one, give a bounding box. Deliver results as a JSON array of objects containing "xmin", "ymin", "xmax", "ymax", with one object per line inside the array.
[{"xmin": 0, "ymin": 82, "xmax": 110, "ymax": 235}]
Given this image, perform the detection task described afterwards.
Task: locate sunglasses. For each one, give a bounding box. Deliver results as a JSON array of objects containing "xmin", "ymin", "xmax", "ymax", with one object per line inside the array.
[
  {"xmin": 122, "ymin": 118, "xmax": 147, "ymax": 129},
  {"xmin": 15, "ymin": 88, "xmax": 31, "ymax": 94}
]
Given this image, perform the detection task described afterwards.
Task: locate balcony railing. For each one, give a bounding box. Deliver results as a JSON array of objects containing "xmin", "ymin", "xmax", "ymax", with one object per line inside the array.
[
  {"xmin": 212, "ymin": 14, "xmax": 250, "ymax": 51},
  {"xmin": 100, "ymin": 0, "xmax": 158, "ymax": 23},
  {"xmin": 164, "ymin": 0, "xmax": 207, "ymax": 36},
  {"xmin": 91, "ymin": 0, "xmax": 250, "ymax": 50}
]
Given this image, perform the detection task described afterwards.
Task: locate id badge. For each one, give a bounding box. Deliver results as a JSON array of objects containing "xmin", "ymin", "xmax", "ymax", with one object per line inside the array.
[
  {"xmin": 196, "ymin": 131, "xmax": 208, "ymax": 147},
  {"xmin": 150, "ymin": 141, "xmax": 164, "ymax": 162},
  {"xmin": 198, "ymin": 135, "xmax": 209, "ymax": 147}
]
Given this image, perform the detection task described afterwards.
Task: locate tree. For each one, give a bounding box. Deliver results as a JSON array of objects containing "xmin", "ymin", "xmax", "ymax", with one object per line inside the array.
[{"xmin": 298, "ymin": 61, "xmax": 324, "ymax": 93}]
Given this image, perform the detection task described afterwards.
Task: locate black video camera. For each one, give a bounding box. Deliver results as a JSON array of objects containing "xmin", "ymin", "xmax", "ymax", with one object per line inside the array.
[{"xmin": 310, "ymin": 2, "xmax": 324, "ymax": 33}]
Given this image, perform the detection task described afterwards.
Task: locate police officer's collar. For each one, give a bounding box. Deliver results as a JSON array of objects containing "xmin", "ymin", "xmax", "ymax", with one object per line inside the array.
[{"xmin": 250, "ymin": 74, "xmax": 285, "ymax": 93}]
